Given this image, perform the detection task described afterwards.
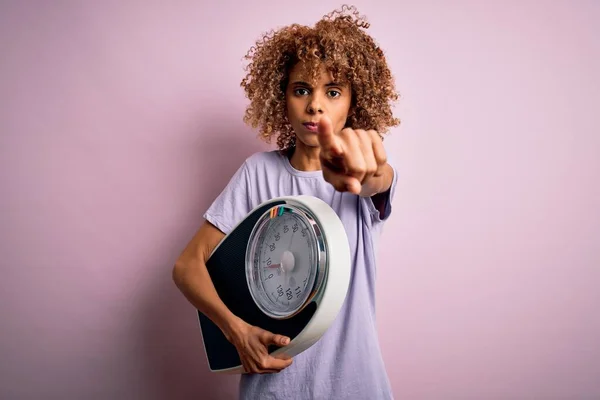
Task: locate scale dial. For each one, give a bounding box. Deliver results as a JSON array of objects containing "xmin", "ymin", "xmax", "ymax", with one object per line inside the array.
[{"xmin": 245, "ymin": 203, "xmax": 326, "ymax": 319}]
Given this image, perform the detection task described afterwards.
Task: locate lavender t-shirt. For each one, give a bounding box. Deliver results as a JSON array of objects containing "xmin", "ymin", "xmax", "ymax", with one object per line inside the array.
[{"xmin": 203, "ymin": 150, "xmax": 398, "ymax": 400}]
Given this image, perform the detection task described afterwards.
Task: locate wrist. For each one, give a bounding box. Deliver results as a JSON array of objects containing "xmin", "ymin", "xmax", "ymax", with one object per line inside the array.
[
  {"xmin": 360, "ymin": 164, "xmax": 391, "ymax": 197},
  {"xmin": 220, "ymin": 314, "xmax": 247, "ymax": 343}
]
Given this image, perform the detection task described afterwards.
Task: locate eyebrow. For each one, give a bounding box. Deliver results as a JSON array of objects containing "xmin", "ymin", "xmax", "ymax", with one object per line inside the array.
[{"xmin": 291, "ymin": 81, "xmax": 345, "ymax": 88}]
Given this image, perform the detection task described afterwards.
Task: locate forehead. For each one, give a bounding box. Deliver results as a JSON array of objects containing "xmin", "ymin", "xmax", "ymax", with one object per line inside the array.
[{"xmin": 288, "ymin": 62, "xmax": 348, "ymax": 86}]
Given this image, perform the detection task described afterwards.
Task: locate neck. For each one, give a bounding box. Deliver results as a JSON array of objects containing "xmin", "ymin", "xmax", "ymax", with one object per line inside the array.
[{"xmin": 288, "ymin": 142, "xmax": 322, "ymax": 172}]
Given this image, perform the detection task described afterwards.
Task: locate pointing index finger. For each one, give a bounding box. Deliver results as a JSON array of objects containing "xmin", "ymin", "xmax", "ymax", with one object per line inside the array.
[{"xmin": 317, "ymin": 116, "xmax": 342, "ymax": 156}]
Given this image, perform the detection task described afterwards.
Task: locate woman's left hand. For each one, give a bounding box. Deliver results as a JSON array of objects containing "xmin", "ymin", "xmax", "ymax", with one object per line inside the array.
[{"xmin": 317, "ymin": 116, "xmax": 390, "ymax": 196}]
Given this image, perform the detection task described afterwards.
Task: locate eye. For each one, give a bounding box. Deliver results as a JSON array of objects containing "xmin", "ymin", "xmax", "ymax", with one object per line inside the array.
[
  {"xmin": 294, "ymin": 88, "xmax": 309, "ymax": 96},
  {"xmin": 327, "ymin": 90, "xmax": 341, "ymax": 98}
]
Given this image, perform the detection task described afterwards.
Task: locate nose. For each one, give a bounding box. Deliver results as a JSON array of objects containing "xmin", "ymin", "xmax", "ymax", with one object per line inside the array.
[{"xmin": 306, "ymin": 96, "xmax": 323, "ymax": 114}]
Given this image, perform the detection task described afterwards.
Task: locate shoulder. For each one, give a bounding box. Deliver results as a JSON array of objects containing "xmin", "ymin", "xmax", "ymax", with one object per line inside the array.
[
  {"xmin": 242, "ymin": 150, "xmax": 285, "ymax": 172},
  {"xmin": 244, "ymin": 149, "xmax": 283, "ymax": 164}
]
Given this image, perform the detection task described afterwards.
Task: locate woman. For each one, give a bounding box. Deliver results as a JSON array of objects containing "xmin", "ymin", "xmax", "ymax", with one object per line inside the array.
[{"xmin": 173, "ymin": 5, "xmax": 400, "ymax": 399}]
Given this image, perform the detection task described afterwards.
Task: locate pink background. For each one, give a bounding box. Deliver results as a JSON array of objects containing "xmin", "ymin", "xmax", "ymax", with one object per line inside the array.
[{"xmin": 1, "ymin": 1, "xmax": 599, "ymax": 399}]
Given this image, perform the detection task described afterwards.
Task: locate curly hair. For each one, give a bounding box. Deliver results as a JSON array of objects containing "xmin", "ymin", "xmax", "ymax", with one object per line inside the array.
[{"xmin": 240, "ymin": 5, "xmax": 400, "ymax": 150}]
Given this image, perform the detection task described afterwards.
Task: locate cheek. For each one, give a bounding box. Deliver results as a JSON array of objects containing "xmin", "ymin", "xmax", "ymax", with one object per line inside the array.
[
  {"xmin": 333, "ymin": 101, "xmax": 352, "ymax": 125},
  {"xmin": 288, "ymin": 100, "xmax": 307, "ymax": 120},
  {"xmin": 285, "ymin": 100, "xmax": 297, "ymax": 121}
]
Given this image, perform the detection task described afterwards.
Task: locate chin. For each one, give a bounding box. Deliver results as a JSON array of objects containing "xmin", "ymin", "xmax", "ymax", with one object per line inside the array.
[{"xmin": 296, "ymin": 138, "xmax": 320, "ymax": 148}]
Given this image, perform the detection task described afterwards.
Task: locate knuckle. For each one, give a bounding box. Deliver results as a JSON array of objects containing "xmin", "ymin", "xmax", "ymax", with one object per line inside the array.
[
  {"xmin": 340, "ymin": 128, "xmax": 353, "ymax": 140},
  {"xmin": 258, "ymin": 356, "xmax": 270, "ymax": 370},
  {"xmin": 369, "ymin": 129, "xmax": 381, "ymax": 140},
  {"xmin": 355, "ymin": 162, "xmax": 367, "ymax": 174}
]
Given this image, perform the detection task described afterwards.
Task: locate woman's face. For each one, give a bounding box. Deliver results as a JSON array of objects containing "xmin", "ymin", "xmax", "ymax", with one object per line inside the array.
[{"xmin": 285, "ymin": 62, "xmax": 352, "ymax": 148}]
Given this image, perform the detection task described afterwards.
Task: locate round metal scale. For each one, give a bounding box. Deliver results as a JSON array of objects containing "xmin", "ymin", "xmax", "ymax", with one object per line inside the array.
[{"xmin": 197, "ymin": 195, "xmax": 351, "ymax": 373}]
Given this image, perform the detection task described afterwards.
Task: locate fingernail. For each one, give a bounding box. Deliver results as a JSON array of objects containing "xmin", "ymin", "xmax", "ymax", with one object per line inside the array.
[{"xmin": 283, "ymin": 338, "xmax": 290, "ymax": 345}]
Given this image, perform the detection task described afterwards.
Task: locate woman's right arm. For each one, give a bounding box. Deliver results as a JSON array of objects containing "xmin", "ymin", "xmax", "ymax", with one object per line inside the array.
[
  {"xmin": 173, "ymin": 220, "xmax": 240, "ymax": 337},
  {"xmin": 172, "ymin": 221, "xmax": 293, "ymax": 374}
]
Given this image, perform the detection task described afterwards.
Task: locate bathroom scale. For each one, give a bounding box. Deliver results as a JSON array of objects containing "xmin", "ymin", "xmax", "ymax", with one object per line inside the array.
[{"xmin": 198, "ymin": 195, "xmax": 351, "ymax": 373}]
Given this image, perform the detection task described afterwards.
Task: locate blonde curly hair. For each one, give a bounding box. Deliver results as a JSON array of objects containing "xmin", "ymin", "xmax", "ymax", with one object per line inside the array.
[{"xmin": 240, "ymin": 5, "xmax": 400, "ymax": 150}]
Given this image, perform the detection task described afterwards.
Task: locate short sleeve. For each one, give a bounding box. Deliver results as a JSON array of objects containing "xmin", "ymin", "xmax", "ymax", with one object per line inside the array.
[
  {"xmin": 362, "ymin": 153, "xmax": 399, "ymax": 225},
  {"xmin": 203, "ymin": 161, "xmax": 252, "ymax": 235}
]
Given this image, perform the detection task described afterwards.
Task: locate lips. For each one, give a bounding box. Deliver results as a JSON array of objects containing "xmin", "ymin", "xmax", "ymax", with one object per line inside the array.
[{"xmin": 303, "ymin": 122, "xmax": 318, "ymax": 132}]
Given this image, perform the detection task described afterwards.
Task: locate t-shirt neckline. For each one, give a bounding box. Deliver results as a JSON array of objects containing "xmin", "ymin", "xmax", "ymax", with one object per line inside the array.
[{"xmin": 277, "ymin": 150, "xmax": 323, "ymax": 178}]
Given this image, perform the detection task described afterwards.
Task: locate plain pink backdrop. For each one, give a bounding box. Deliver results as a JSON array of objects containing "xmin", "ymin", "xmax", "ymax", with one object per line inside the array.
[{"xmin": 1, "ymin": 1, "xmax": 599, "ymax": 399}]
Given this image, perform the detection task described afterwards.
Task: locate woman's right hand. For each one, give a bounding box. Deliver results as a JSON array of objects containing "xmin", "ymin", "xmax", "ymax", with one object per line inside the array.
[{"xmin": 225, "ymin": 317, "xmax": 293, "ymax": 374}]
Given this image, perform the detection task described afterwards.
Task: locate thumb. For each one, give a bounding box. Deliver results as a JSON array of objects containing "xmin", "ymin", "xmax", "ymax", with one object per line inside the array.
[
  {"xmin": 264, "ymin": 331, "xmax": 290, "ymax": 347},
  {"xmin": 317, "ymin": 116, "xmax": 341, "ymax": 155}
]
